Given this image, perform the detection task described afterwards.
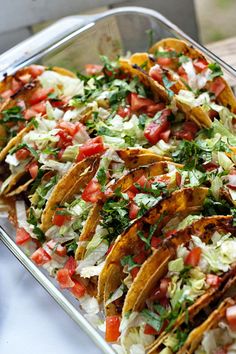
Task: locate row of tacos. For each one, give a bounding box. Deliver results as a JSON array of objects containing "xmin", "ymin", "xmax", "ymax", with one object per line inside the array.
[{"xmin": 1, "ymin": 37, "xmax": 236, "ymax": 354}]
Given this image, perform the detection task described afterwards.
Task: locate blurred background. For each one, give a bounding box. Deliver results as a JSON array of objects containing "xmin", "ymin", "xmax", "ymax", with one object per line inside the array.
[{"xmin": 0, "ymin": 0, "xmax": 235, "ymax": 54}]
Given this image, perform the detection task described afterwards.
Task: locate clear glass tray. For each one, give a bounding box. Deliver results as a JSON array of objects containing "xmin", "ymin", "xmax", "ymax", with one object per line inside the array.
[{"xmin": 0, "ymin": 6, "xmax": 236, "ymax": 354}]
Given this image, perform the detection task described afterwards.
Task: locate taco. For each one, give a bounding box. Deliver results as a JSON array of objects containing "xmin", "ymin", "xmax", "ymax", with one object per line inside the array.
[
  {"xmin": 149, "ymin": 38, "xmax": 236, "ymax": 114},
  {"xmin": 117, "ymin": 215, "xmax": 236, "ymax": 353},
  {"xmin": 97, "ymin": 187, "xmax": 208, "ymax": 309},
  {"xmin": 75, "ymin": 160, "xmax": 183, "ymax": 263},
  {"xmin": 176, "ymin": 297, "xmax": 236, "ymax": 354},
  {"xmin": 0, "ymin": 65, "xmax": 80, "ymax": 155}
]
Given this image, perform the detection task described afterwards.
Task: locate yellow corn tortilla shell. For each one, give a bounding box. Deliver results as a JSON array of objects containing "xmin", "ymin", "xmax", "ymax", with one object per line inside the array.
[
  {"xmin": 148, "ymin": 266, "xmax": 236, "ymax": 354},
  {"xmin": 97, "ymin": 187, "xmax": 208, "ymax": 305},
  {"xmin": 0, "ymin": 124, "xmax": 33, "ymax": 162},
  {"xmin": 41, "ymin": 155, "xmax": 100, "ymax": 232},
  {"xmin": 119, "ymin": 56, "xmax": 169, "ymax": 103},
  {"xmin": 150, "ymin": 38, "xmax": 236, "ymax": 113},
  {"xmin": 124, "ymin": 215, "xmax": 233, "ymax": 316},
  {"xmin": 5, "ymin": 178, "xmax": 34, "ymax": 197},
  {"xmin": 175, "ymin": 98, "xmax": 212, "ymax": 128},
  {"xmin": 177, "ymin": 297, "xmax": 235, "ymax": 354}
]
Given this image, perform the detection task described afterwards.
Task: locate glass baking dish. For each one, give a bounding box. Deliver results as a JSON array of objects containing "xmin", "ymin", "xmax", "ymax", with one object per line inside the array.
[{"xmin": 0, "ymin": 6, "xmax": 236, "ymax": 354}]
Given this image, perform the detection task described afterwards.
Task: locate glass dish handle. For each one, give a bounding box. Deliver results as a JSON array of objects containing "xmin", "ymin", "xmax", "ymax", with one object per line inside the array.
[{"xmin": 0, "ymin": 15, "xmax": 97, "ymax": 75}]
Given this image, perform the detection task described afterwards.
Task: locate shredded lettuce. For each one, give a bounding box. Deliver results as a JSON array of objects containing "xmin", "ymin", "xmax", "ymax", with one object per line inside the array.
[{"xmin": 39, "ymin": 70, "xmax": 84, "ymax": 97}]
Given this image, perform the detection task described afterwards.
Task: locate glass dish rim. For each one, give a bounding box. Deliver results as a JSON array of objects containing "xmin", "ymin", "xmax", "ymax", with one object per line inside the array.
[{"xmin": 0, "ymin": 6, "xmax": 235, "ymax": 354}]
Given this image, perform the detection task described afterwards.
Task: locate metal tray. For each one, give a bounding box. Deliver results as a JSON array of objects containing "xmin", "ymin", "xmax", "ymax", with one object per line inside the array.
[{"xmin": 0, "ymin": 6, "xmax": 236, "ymax": 354}]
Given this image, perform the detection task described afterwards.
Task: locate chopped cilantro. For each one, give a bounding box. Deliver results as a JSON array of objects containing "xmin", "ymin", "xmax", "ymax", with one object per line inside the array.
[
  {"xmin": 208, "ymin": 62, "xmax": 223, "ymax": 80},
  {"xmin": 97, "ymin": 167, "xmax": 107, "ymax": 192},
  {"xmin": 162, "ymin": 74, "xmax": 174, "ymax": 98},
  {"xmin": 154, "ymin": 50, "xmax": 178, "ymax": 59},
  {"xmin": 66, "ymin": 240, "xmax": 77, "ymax": 256},
  {"xmin": 121, "ymin": 255, "xmax": 140, "ymax": 272},
  {"xmin": 138, "ymin": 114, "xmax": 148, "ymax": 130},
  {"xmin": 101, "ymin": 198, "xmax": 130, "ymax": 243},
  {"xmin": 27, "ymin": 208, "xmax": 45, "ymax": 243},
  {"xmin": 1, "ymin": 106, "xmax": 25, "ymax": 124},
  {"xmin": 202, "ymin": 194, "xmax": 231, "ymax": 216}
]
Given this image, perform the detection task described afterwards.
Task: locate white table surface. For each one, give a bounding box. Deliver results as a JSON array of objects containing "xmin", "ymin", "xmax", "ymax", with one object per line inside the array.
[{"xmin": 0, "ymin": 241, "xmax": 103, "ymax": 354}]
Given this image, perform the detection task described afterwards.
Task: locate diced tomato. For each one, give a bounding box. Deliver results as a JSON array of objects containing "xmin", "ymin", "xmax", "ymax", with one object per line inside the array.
[
  {"xmin": 56, "ymin": 245, "xmax": 67, "ymax": 257},
  {"xmin": 184, "ymin": 247, "xmax": 202, "ymax": 267},
  {"xmin": 175, "ymin": 121, "xmax": 198, "ymax": 141},
  {"xmin": 117, "ymin": 106, "xmax": 131, "ymax": 118},
  {"xmin": 209, "ymin": 77, "xmax": 226, "ymax": 98},
  {"xmin": 105, "ymin": 316, "xmax": 121, "ymax": 342},
  {"xmin": 16, "ymin": 227, "xmax": 31, "ymax": 245},
  {"xmin": 151, "ymin": 236, "xmax": 162, "ymax": 249},
  {"xmin": 149, "ymin": 64, "xmax": 163, "ymax": 83},
  {"xmin": 29, "ymin": 87, "xmax": 54, "ymax": 105},
  {"xmin": 85, "ymin": 64, "xmax": 103, "ymax": 76},
  {"xmin": 175, "ymin": 171, "xmax": 182, "ymax": 187},
  {"xmin": 31, "ymin": 247, "xmax": 51, "ymax": 265},
  {"xmin": 146, "ymin": 103, "xmax": 166, "ymax": 117},
  {"xmin": 64, "ymin": 256, "xmax": 77, "ymax": 276},
  {"xmin": 144, "ymin": 109, "xmax": 171, "ymax": 145},
  {"xmin": 226, "ymin": 305, "xmax": 236, "ymax": 331},
  {"xmin": 130, "ymin": 93, "xmax": 155, "ymax": 112},
  {"xmin": 126, "ymin": 190, "xmax": 137, "ymax": 200},
  {"xmin": 177, "ymin": 65, "xmax": 188, "ymax": 81},
  {"xmin": 144, "ymin": 324, "xmax": 159, "ymax": 335},
  {"xmin": 82, "ymin": 180, "xmax": 104, "ymax": 203},
  {"xmin": 70, "ymin": 280, "xmax": 86, "ymax": 298},
  {"xmin": 130, "ymin": 267, "xmax": 140, "ymax": 280},
  {"xmin": 77, "ymin": 136, "xmax": 105, "ymax": 162},
  {"xmin": 206, "ymin": 274, "xmax": 221, "ymax": 287},
  {"xmin": 1, "ymin": 89, "xmax": 14, "ymax": 99},
  {"xmin": 27, "ymin": 161, "xmax": 38, "ymax": 179},
  {"xmin": 157, "ymin": 57, "xmax": 172, "ymax": 67},
  {"xmin": 135, "ymin": 175, "xmax": 151, "ymax": 190},
  {"xmin": 129, "ymin": 202, "xmax": 140, "ymax": 219},
  {"xmin": 28, "ymin": 65, "xmax": 45, "ymax": 78},
  {"xmin": 15, "ymin": 148, "xmax": 30, "ymax": 160},
  {"xmin": 57, "ymin": 121, "xmax": 85, "ymax": 137},
  {"xmin": 52, "ymin": 208, "xmax": 71, "ymax": 227},
  {"xmin": 159, "ymin": 129, "xmax": 171, "ymax": 143},
  {"xmin": 175, "ymin": 130, "xmax": 194, "ymax": 141},
  {"xmin": 193, "ymin": 58, "xmax": 208, "ymax": 73},
  {"xmin": 202, "ymin": 161, "xmax": 218, "ymax": 172},
  {"xmin": 11, "ymin": 78, "xmax": 22, "ymax": 93},
  {"xmin": 23, "ymin": 108, "xmax": 38, "ymax": 120},
  {"xmin": 57, "ymin": 268, "xmax": 75, "ymax": 288},
  {"xmin": 183, "ymin": 121, "xmax": 199, "ymax": 135},
  {"xmin": 133, "ymin": 253, "xmax": 147, "ymax": 265},
  {"xmin": 56, "ymin": 130, "xmax": 73, "ymax": 149},
  {"xmin": 149, "ymin": 278, "xmax": 169, "ymax": 301},
  {"xmin": 31, "ymin": 101, "xmax": 46, "ymax": 114}
]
